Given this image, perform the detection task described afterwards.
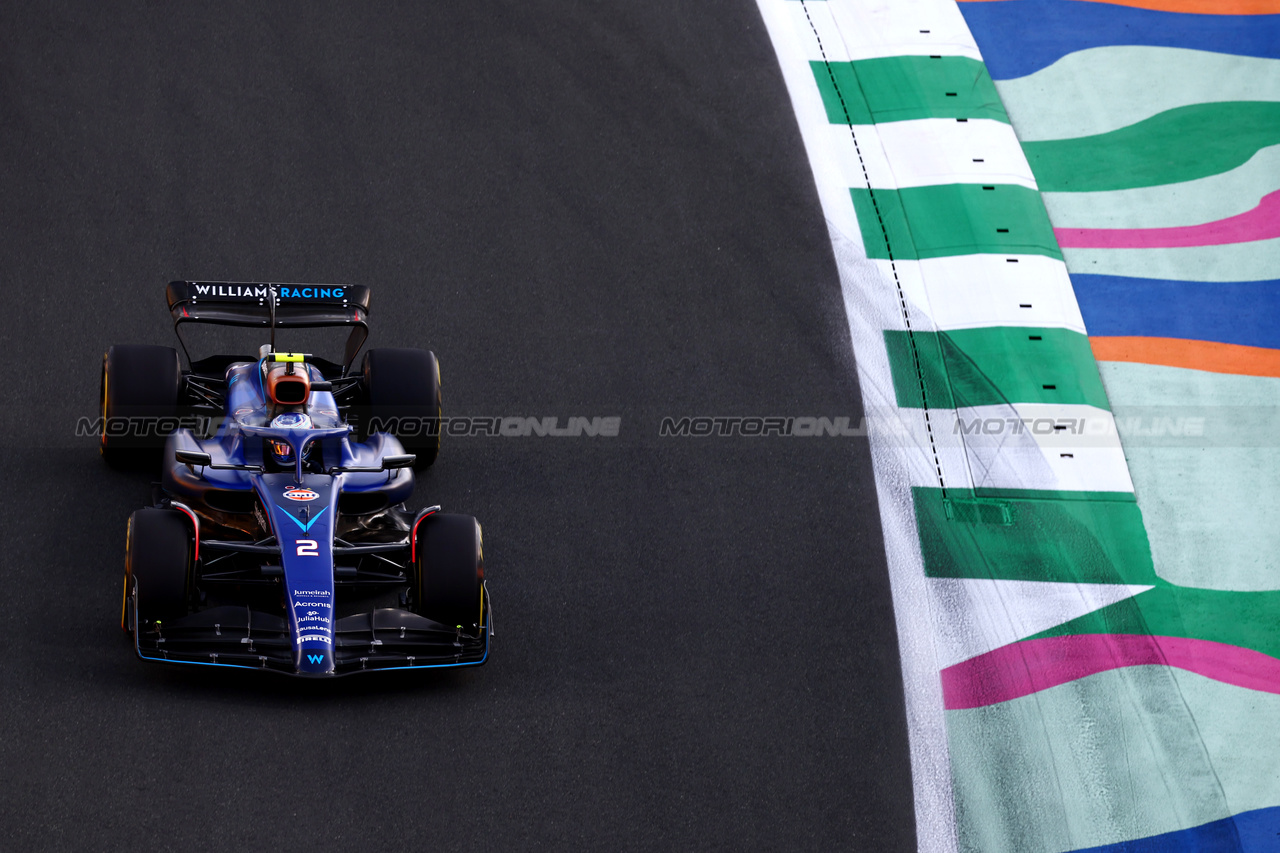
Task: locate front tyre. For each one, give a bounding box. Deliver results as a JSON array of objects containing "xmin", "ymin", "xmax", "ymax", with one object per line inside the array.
[
  {"xmin": 413, "ymin": 513, "xmax": 484, "ymax": 631},
  {"xmin": 123, "ymin": 508, "xmax": 192, "ymax": 632},
  {"xmin": 360, "ymin": 347, "xmax": 441, "ymax": 469}
]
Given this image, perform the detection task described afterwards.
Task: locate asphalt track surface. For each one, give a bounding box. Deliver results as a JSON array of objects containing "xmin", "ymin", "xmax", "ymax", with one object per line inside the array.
[{"xmin": 0, "ymin": 3, "xmax": 913, "ymax": 850}]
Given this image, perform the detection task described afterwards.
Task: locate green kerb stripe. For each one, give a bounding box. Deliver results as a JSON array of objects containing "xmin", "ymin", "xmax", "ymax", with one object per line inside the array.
[
  {"xmin": 1033, "ymin": 585, "xmax": 1280, "ymax": 663},
  {"xmin": 1023, "ymin": 101, "xmax": 1280, "ymax": 193},
  {"xmin": 849, "ymin": 185, "xmax": 1061, "ymax": 261},
  {"xmin": 884, "ymin": 327, "xmax": 1110, "ymax": 410},
  {"xmin": 914, "ymin": 487, "xmax": 1156, "ymax": 586},
  {"xmin": 810, "ymin": 57, "xmax": 1008, "ymax": 125}
]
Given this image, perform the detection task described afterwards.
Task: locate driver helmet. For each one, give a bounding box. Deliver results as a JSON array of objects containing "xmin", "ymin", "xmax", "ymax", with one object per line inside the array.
[{"xmin": 269, "ymin": 412, "xmax": 313, "ymax": 464}]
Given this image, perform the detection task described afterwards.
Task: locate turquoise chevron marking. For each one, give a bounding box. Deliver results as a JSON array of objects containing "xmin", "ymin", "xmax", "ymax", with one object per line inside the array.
[{"xmin": 279, "ymin": 505, "xmax": 328, "ymax": 533}]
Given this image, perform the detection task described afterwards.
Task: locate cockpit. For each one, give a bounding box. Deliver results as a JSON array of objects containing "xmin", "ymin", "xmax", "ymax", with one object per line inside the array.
[{"xmin": 223, "ymin": 350, "xmax": 343, "ymax": 470}]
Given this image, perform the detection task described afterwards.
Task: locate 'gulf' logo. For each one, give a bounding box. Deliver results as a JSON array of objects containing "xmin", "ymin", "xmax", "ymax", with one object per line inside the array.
[{"xmin": 283, "ymin": 488, "xmax": 319, "ymax": 502}]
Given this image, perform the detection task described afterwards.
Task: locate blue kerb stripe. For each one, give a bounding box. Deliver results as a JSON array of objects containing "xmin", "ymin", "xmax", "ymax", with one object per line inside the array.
[
  {"xmin": 1066, "ymin": 805, "xmax": 1280, "ymax": 853},
  {"xmin": 1072, "ymin": 274, "xmax": 1280, "ymax": 351},
  {"xmin": 958, "ymin": 1, "xmax": 1280, "ymax": 80}
]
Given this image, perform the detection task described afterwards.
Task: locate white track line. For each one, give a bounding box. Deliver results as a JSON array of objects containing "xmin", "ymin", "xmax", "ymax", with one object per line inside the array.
[{"xmin": 755, "ymin": 1, "xmax": 962, "ymax": 850}]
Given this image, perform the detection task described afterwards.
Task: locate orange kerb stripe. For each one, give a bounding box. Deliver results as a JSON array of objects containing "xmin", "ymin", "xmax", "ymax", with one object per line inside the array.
[
  {"xmin": 1090, "ymin": 337, "xmax": 1280, "ymax": 377},
  {"xmin": 956, "ymin": 0, "xmax": 1280, "ymax": 12}
]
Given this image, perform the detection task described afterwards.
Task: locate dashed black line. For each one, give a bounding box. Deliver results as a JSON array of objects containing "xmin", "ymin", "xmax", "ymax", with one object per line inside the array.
[{"xmin": 798, "ymin": 1, "xmax": 947, "ymax": 492}]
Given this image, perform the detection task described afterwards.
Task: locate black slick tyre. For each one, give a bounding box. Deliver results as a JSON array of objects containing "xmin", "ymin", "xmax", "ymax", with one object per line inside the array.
[
  {"xmin": 360, "ymin": 347, "xmax": 441, "ymax": 469},
  {"xmin": 101, "ymin": 345, "xmax": 182, "ymax": 466},
  {"xmin": 414, "ymin": 513, "xmax": 483, "ymax": 630},
  {"xmin": 123, "ymin": 508, "xmax": 192, "ymax": 631}
]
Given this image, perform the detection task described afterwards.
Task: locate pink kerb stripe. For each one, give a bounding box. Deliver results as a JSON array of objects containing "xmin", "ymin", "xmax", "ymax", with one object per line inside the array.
[
  {"xmin": 1054, "ymin": 189, "xmax": 1280, "ymax": 249},
  {"xmin": 942, "ymin": 633, "xmax": 1280, "ymax": 709}
]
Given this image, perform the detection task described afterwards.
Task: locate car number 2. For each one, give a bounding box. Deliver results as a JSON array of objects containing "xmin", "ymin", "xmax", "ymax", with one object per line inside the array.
[{"xmin": 296, "ymin": 539, "xmax": 319, "ymax": 556}]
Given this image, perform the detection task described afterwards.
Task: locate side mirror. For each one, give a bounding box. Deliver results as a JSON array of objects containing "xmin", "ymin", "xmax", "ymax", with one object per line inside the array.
[
  {"xmin": 176, "ymin": 450, "xmax": 212, "ymax": 467},
  {"xmin": 176, "ymin": 448, "xmax": 263, "ymax": 473},
  {"xmin": 382, "ymin": 454, "xmax": 416, "ymax": 470}
]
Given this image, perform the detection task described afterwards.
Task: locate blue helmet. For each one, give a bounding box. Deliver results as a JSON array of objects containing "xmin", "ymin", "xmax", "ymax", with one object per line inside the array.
[{"xmin": 269, "ymin": 412, "xmax": 313, "ymax": 464}]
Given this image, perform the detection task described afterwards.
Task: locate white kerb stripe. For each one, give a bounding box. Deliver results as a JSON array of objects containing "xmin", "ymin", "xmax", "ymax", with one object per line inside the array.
[
  {"xmin": 954, "ymin": 403, "xmax": 1135, "ymax": 494},
  {"xmin": 754, "ymin": 3, "xmax": 963, "ymax": 849},
  {"xmin": 878, "ymin": 255, "xmax": 1087, "ymax": 335},
  {"xmin": 822, "ymin": 121, "xmax": 1035, "ymax": 190},
  {"xmin": 928, "ymin": 578, "xmax": 1155, "ymax": 670},
  {"xmin": 825, "ymin": 0, "xmax": 983, "ymax": 61},
  {"xmin": 874, "ymin": 120, "xmax": 1036, "ymax": 190}
]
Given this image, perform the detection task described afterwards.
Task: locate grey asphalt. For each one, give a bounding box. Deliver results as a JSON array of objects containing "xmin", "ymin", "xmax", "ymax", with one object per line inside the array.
[{"xmin": 0, "ymin": 2, "xmax": 915, "ymax": 850}]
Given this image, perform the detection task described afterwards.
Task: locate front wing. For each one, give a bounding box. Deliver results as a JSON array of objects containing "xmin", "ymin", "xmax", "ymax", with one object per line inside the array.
[{"xmin": 130, "ymin": 585, "xmax": 490, "ymax": 676}]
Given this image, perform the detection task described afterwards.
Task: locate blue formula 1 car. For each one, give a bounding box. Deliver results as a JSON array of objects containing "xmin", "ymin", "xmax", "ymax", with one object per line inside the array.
[{"xmin": 101, "ymin": 281, "xmax": 489, "ymax": 676}]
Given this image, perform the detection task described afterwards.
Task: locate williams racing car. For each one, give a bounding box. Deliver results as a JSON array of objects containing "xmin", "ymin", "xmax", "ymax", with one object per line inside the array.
[{"xmin": 101, "ymin": 281, "xmax": 490, "ymax": 676}]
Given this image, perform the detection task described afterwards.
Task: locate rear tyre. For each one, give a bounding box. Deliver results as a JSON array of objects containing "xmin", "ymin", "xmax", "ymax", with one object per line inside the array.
[
  {"xmin": 360, "ymin": 347, "xmax": 441, "ymax": 469},
  {"xmin": 101, "ymin": 345, "xmax": 182, "ymax": 466},
  {"xmin": 123, "ymin": 508, "xmax": 192, "ymax": 631},
  {"xmin": 413, "ymin": 513, "xmax": 483, "ymax": 630}
]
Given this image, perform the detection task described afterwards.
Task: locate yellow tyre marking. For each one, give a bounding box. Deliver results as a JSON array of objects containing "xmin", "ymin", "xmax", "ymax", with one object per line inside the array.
[{"xmin": 120, "ymin": 516, "xmax": 133, "ymax": 631}]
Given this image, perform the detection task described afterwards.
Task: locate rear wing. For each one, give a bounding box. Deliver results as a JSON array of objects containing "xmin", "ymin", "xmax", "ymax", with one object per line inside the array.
[{"xmin": 166, "ymin": 281, "xmax": 370, "ymax": 372}]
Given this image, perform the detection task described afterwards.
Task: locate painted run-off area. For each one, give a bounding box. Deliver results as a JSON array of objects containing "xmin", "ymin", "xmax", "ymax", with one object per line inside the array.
[{"xmin": 955, "ymin": 0, "xmax": 1280, "ymax": 849}]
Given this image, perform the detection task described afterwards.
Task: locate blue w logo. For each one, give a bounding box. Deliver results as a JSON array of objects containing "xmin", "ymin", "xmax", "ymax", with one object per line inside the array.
[{"xmin": 306, "ymin": 653, "xmax": 324, "ymax": 665}]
